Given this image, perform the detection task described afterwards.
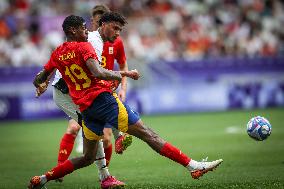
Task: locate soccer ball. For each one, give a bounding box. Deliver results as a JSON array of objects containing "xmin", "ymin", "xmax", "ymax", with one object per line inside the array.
[{"xmin": 246, "ymin": 116, "xmax": 272, "ymax": 141}]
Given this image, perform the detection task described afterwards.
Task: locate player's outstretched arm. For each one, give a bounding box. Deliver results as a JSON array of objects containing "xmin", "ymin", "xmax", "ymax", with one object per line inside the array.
[
  {"xmin": 33, "ymin": 69, "xmax": 53, "ymax": 97},
  {"xmin": 87, "ymin": 58, "xmax": 122, "ymax": 81},
  {"xmin": 86, "ymin": 58, "xmax": 140, "ymax": 81}
]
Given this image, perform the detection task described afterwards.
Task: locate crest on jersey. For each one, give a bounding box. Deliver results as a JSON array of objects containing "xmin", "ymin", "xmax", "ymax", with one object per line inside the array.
[{"xmin": 109, "ymin": 47, "xmax": 113, "ymax": 54}]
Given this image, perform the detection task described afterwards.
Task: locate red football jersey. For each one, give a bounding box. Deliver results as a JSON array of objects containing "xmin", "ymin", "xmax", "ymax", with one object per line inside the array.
[
  {"xmin": 101, "ymin": 36, "xmax": 126, "ymax": 70},
  {"xmin": 44, "ymin": 41, "xmax": 112, "ymax": 111}
]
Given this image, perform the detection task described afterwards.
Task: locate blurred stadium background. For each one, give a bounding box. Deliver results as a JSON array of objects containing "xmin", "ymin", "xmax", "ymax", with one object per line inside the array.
[
  {"xmin": 0, "ymin": 0, "xmax": 284, "ymax": 188},
  {"xmin": 0, "ymin": 0, "xmax": 284, "ymax": 119}
]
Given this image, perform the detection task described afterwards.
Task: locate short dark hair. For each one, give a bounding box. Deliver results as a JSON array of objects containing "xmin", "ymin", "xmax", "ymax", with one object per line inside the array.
[
  {"xmin": 62, "ymin": 15, "xmax": 85, "ymax": 35},
  {"xmin": 99, "ymin": 12, "xmax": 127, "ymax": 27},
  {"xmin": 92, "ymin": 5, "xmax": 110, "ymax": 17}
]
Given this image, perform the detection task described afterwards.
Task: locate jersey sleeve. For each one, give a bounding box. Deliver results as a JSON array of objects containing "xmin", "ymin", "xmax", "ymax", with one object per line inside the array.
[
  {"xmin": 44, "ymin": 52, "xmax": 56, "ymax": 72},
  {"xmin": 80, "ymin": 42, "xmax": 98, "ymax": 62},
  {"xmin": 115, "ymin": 38, "xmax": 126, "ymax": 65}
]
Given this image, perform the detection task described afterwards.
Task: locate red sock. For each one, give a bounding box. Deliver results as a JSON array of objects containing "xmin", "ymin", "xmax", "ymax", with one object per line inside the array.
[
  {"xmin": 104, "ymin": 144, "xmax": 112, "ymax": 166},
  {"xmin": 57, "ymin": 134, "xmax": 76, "ymax": 165},
  {"xmin": 159, "ymin": 142, "xmax": 191, "ymax": 167},
  {"xmin": 45, "ymin": 160, "xmax": 74, "ymax": 181}
]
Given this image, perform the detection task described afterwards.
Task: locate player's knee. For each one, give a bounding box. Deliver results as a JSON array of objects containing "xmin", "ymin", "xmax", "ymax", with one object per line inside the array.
[
  {"xmin": 103, "ymin": 128, "xmax": 112, "ymax": 147},
  {"xmin": 66, "ymin": 119, "xmax": 81, "ymax": 136},
  {"xmin": 82, "ymin": 153, "xmax": 96, "ymax": 166},
  {"xmin": 103, "ymin": 128, "xmax": 112, "ymax": 137},
  {"xmin": 103, "ymin": 137, "xmax": 112, "ymax": 148}
]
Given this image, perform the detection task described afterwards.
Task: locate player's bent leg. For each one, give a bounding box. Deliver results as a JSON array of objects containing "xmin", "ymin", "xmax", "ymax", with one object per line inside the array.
[
  {"xmin": 80, "ymin": 108, "xmax": 126, "ymax": 188},
  {"xmin": 112, "ymin": 95, "xmax": 223, "ymax": 179},
  {"xmin": 127, "ymin": 120, "xmax": 166, "ymax": 153},
  {"xmin": 56, "ymin": 119, "xmax": 81, "ymax": 182},
  {"xmin": 103, "ymin": 128, "xmax": 113, "ymax": 148},
  {"xmin": 28, "ymin": 138, "xmax": 99, "ymax": 188},
  {"xmin": 53, "ymin": 87, "xmax": 80, "ymax": 122},
  {"xmin": 70, "ymin": 137, "xmax": 99, "ymax": 169},
  {"xmin": 127, "ymin": 120, "xmax": 223, "ymax": 179},
  {"xmin": 95, "ymin": 140, "xmax": 110, "ymax": 180},
  {"xmin": 57, "ymin": 119, "xmax": 81, "ymax": 165},
  {"xmin": 53, "ymin": 87, "xmax": 82, "ymax": 164},
  {"xmin": 66, "ymin": 119, "xmax": 81, "ymax": 136}
]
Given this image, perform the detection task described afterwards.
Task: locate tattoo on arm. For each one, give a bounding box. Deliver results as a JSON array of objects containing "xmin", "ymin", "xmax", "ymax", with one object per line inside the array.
[{"xmin": 86, "ymin": 58, "xmax": 122, "ymax": 81}]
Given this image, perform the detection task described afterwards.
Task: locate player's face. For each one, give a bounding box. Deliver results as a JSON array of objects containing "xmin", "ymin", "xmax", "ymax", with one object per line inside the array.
[
  {"xmin": 102, "ymin": 22, "xmax": 122, "ymax": 42},
  {"xmin": 91, "ymin": 14, "xmax": 101, "ymax": 31},
  {"xmin": 75, "ymin": 24, "xmax": 88, "ymax": 42}
]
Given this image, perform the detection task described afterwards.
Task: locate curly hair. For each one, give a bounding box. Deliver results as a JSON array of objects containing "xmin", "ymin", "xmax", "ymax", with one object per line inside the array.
[
  {"xmin": 99, "ymin": 12, "xmax": 127, "ymax": 27},
  {"xmin": 62, "ymin": 15, "xmax": 85, "ymax": 35}
]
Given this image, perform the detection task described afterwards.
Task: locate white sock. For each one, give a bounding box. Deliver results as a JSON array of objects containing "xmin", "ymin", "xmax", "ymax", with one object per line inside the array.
[
  {"xmin": 40, "ymin": 175, "xmax": 47, "ymax": 184},
  {"xmin": 97, "ymin": 166, "xmax": 110, "ymax": 181},
  {"xmin": 187, "ymin": 159, "xmax": 199, "ymax": 171},
  {"xmin": 112, "ymin": 127, "xmax": 122, "ymax": 140},
  {"xmin": 95, "ymin": 140, "xmax": 110, "ymax": 181}
]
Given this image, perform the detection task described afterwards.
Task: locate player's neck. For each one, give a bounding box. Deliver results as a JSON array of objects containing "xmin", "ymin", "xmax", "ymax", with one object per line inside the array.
[
  {"xmin": 66, "ymin": 38, "xmax": 77, "ymax": 42},
  {"xmin": 97, "ymin": 28, "xmax": 106, "ymax": 42},
  {"xmin": 65, "ymin": 34, "xmax": 80, "ymax": 42}
]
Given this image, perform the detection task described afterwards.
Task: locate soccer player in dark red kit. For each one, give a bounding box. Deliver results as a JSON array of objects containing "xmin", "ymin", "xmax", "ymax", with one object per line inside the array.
[{"xmin": 29, "ymin": 14, "xmax": 223, "ymax": 189}]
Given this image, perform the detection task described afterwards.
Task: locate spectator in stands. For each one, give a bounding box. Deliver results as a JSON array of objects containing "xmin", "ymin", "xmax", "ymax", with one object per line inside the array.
[{"xmin": 0, "ymin": 0, "xmax": 283, "ymax": 67}]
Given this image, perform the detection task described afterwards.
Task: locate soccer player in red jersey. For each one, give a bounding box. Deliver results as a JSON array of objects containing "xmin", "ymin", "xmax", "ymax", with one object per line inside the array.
[
  {"xmin": 91, "ymin": 4, "xmax": 131, "ymax": 160},
  {"xmin": 51, "ymin": 5, "xmax": 131, "ymax": 188},
  {"xmin": 54, "ymin": 7, "xmax": 131, "ymax": 183},
  {"xmin": 51, "ymin": 6, "xmax": 129, "ymax": 187},
  {"xmin": 93, "ymin": 5, "xmax": 132, "ymax": 164},
  {"xmin": 73, "ymin": 5, "xmax": 132, "ymax": 164},
  {"xmin": 29, "ymin": 14, "xmax": 223, "ymax": 189}
]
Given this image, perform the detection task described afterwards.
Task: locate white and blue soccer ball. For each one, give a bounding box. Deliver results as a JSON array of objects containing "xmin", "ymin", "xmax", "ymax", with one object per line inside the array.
[{"xmin": 246, "ymin": 116, "xmax": 272, "ymax": 141}]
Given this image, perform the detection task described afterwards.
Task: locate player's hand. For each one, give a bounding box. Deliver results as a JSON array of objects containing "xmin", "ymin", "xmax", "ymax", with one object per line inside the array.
[
  {"xmin": 35, "ymin": 80, "xmax": 49, "ymax": 98},
  {"xmin": 124, "ymin": 69, "xmax": 140, "ymax": 80},
  {"xmin": 118, "ymin": 89, "xmax": 126, "ymax": 102},
  {"xmin": 110, "ymin": 80, "xmax": 120, "ymax": 92}
]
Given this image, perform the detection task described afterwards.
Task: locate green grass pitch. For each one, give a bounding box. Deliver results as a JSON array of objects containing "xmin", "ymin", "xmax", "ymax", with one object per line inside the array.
[{"xmin": 0, "ymin": 108, "xmax": 283, "ymax": 189}]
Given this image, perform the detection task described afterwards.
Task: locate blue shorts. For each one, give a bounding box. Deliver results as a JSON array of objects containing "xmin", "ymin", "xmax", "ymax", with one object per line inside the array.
[
  {"xmin": 81, "ymin": 92, "xmax": 140, "ymax": 140},
  {"xmin": 104, "ymin": 123, "xmax": 112, "ymax": 128}
]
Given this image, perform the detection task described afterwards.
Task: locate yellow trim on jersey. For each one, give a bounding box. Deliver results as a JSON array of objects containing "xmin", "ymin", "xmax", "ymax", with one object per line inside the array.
[
  {"xmin": 113, "ymin": 93, "xmax": 128, "ymax": 132},
  {"xmin": 82, "ymin": 121, "xmax": 103, "ymax": 141}
]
